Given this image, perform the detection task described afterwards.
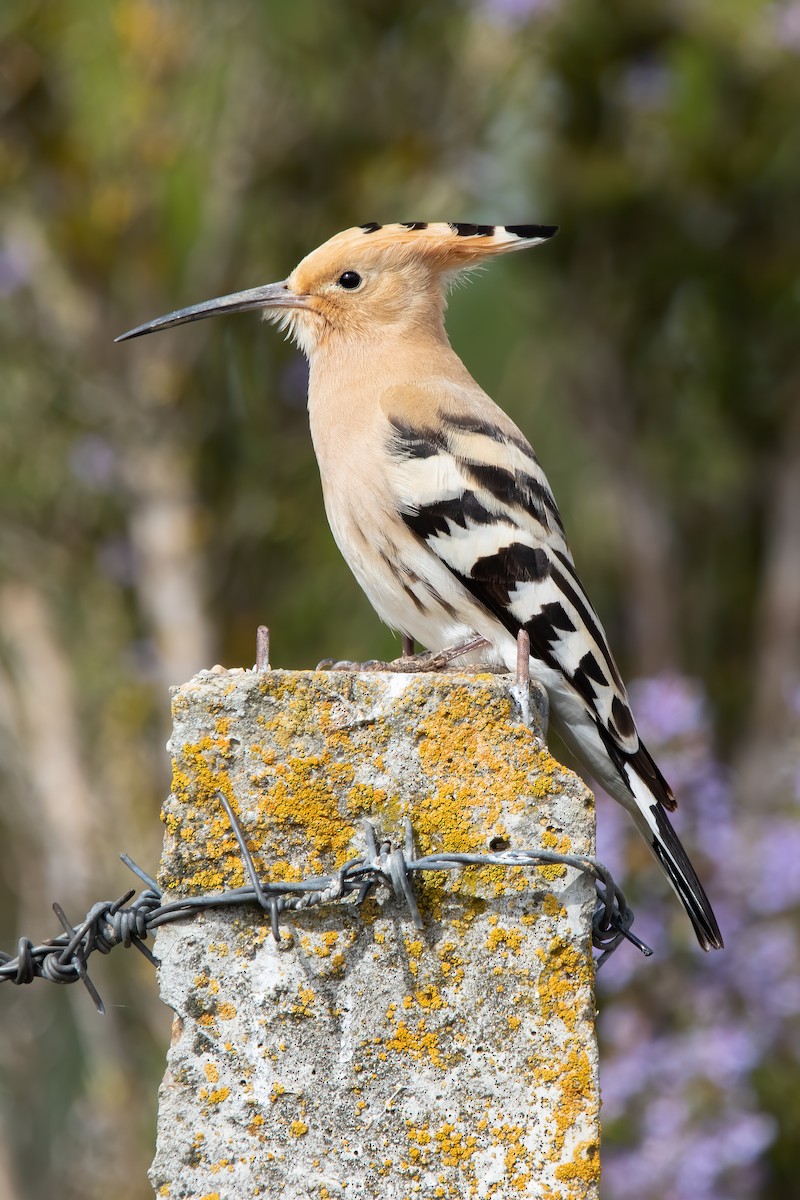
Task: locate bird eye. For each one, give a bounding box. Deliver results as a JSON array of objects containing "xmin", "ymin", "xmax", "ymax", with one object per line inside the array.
[{"xmin": 338, "ymin": 271, "xmax": 362, "ymax": 289}]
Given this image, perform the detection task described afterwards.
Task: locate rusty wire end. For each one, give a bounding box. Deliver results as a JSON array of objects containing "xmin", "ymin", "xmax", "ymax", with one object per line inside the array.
[
  {"xmin": 256, "ymin": 625, "xmax": 270, "ymax": 672},
  {"xmin": 511, "ymin": 629, "xmax": 533, "ymax": 728},
  {"xmin": 516, "ymin": 628, "xmax": 530, "ymax": 689}
]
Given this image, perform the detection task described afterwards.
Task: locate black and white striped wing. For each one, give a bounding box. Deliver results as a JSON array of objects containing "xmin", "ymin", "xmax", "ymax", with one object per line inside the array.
[{"xmin": 384, "ymin": 393, "xmax": 675, "ymax": 811}]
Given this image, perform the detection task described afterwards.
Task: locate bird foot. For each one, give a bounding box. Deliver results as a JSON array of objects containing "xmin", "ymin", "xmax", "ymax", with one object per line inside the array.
[{"xmin": 316, "ymin": 636, "xmax": 489, "ymax": 674}]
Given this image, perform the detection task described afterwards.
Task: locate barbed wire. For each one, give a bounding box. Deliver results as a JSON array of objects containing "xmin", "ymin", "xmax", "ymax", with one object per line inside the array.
[{"xmin": 0, "ymin": 789, "xmax": 651, "ymax": 1014}]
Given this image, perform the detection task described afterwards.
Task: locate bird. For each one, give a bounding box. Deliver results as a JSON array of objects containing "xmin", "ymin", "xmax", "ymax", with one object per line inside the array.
[{"xmin": 117, "ymin": 221, "xmax": 723, "ymax": 951}]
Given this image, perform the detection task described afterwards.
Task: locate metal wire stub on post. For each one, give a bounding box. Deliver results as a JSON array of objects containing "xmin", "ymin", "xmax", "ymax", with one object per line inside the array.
[
  {"xmin": 256, "ymin": 626, "xmax": 270, "ymax": 672},
  {"xmin": 511, "ymin": 628, "xmax": 532, "ymax": 727},
  {"xmin": 0, "ymin": 792, "xmax": 651, "ymax": 1011}
]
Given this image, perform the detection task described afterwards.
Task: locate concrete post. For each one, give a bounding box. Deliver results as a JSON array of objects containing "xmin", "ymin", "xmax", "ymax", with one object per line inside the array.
[{"xmin": 150, "ymin": 666, "xmax": 600, "ymax": 1200}]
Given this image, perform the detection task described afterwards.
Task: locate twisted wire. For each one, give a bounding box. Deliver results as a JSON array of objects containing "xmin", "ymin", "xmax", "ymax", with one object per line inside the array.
[{"xmin": 1, "ymin": 797, "xmax": 651, "ymax": 1011}]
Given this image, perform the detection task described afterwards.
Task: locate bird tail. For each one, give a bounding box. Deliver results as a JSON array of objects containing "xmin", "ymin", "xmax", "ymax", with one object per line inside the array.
[{"xmin": 624, "ymin": 761, "xmax": 724, "ymax": 951}]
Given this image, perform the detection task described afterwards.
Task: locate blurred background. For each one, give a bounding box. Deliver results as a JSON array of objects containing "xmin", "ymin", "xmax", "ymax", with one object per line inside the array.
[{"xmin": 1, "ymin": 1, "xmax": 799, "ymax": 1197}]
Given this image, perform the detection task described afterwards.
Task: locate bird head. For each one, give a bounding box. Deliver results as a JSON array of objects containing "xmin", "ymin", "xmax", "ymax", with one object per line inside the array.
[{"xmin": 116, "ymin": 223, "xmax": 557, "ymax": 355}]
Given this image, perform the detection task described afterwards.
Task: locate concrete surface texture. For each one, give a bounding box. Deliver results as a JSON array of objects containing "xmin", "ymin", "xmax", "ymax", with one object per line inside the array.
[{"xmin": 151, "ymin": 666, "xmax": 599, "ymax": 1199}]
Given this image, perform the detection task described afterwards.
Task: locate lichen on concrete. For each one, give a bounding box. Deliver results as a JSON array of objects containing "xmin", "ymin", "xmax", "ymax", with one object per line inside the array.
[{"xmin": 151, "ymin": 666, "xmax": 600, "ymax": 1199}]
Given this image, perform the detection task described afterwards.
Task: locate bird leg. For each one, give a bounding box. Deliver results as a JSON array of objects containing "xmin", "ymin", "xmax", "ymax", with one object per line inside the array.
[{"xmin": 316, "ymin": 635, "xmax": 489, "ymax": 673}]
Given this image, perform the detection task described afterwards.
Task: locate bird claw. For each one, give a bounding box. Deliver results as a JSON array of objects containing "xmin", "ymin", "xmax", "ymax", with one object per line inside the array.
[
  {"xmin": 388, "ymin": 650, "xmax": 451, "ymax": 672},
  {"xmin": 391, "ymin": 636, "xmax": 490, "ymax": 671},
  {"xmin": 315, "ymin": 637, "xmax": 490, "ymax": 675}
]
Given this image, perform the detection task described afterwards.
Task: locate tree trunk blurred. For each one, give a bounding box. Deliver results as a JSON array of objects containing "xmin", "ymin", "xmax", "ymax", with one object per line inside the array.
[
  {"xmin": 124, "ymin": 441, "xmax": 214, "ymax": 691},
  {"xmin": 0, "ymin": 583, "xmax": 97, "ymax": 897},
  {"xmin": 738, "ymin": 392, "xmax": 800, "ymax": 796}
]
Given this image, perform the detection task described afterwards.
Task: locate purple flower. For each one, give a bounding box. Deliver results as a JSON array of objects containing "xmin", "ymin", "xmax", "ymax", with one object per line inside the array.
[
  {"xmin": 0, "ymin": 237, "xmax": 32, "ymax": 296},
  {"xmin": 69, "ymin": 435, "xmax": 118, "ymax": 489},
  {"xmin": 628, "ymin": 673, "xmax": 710, "ymax": 745},
  {"xmin": 98, "ymin": 538, "xmax": 136, "ymax": 585},
  {"xmin": 595, "ymin": 671, "xmax": 793, "ymax": 1198},
  {"xmin": 748, "ymin": 820, "xmax": 800, "ymax": 913},
  {"xmin": 479, "ymin": 0, "xmax": 558, "ymax": 25},
  {"xmin": 773, "ymin": 1, "xmax": 800, "ymax": 51},
  {"xmin": 621, "ymin": 59, "xmax": 673, "ymax": 112}
]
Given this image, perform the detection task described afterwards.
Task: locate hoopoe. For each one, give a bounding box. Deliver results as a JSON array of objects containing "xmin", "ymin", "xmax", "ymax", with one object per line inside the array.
[{"xmin": 118, "ymin": 221, "xmax": 723, "ymax": 951}]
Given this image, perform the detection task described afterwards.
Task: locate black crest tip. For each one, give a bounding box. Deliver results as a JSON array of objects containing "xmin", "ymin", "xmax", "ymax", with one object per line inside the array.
[
  {"xmin": 505, "ymin": 224, "xmax": 559, "ymax": 240},
  {"xmin": 448, "ymin": 222, "xmax": 496, "ymax": 237}
]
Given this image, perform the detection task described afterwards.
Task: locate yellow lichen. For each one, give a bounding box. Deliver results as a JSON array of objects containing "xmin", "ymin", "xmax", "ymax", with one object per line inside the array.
[
  {"xmin": 542, "ymin": 892, "xmax": 565, "ymax": 918},
  {"xmin": 535, "ymin": 1046, "xmax": 597, "ymax": 1163},
  {"xmin": 554, "ymin": 1138, "xmax": 601, "ymax": 1185},
  {"xmin": 487, "ymin": 926, "xmax": 523, "ymax": 954},
  {"xmin": 412, "ymin": 984, "xmax": 444, "ymax": 1010},
  {"xmin": 292, "ymin": 987, "xmax": 315, "ymax": 1016},
  {"xmin": 537, "ymin": 937, "xmax": 592, "ymax": 1032},
  {"xmin": 347, "ymin": 781, "xmax": 389, "ymax": 814},
  {"xmin": 312, "ymin": 931, "xmax": 339, "ymax": 958},
  {"xmin": 432, "ymin": 1123, "xmax": 479, "ymax": 1169},
  {"xmin": 385, "ymin": 1019, "xmax": 446, "ymax": 1068}
]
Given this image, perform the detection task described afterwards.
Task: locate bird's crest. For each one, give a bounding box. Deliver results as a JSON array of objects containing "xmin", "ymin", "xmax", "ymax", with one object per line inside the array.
[{"xmin": 310, "ymin": 222, "xmax": 558, "ymax": 275}]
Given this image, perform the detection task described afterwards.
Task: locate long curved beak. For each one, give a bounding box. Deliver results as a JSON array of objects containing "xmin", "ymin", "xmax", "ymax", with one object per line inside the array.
[{"xmin": 115, "ymin": 280, "xmax": 306, "ymax": 342}]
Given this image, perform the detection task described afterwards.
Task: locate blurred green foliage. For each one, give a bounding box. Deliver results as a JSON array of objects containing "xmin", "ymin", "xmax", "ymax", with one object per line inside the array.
[{"xmin": 1, "ymin": 1, "xmax": 799, "ymax": 1197}]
